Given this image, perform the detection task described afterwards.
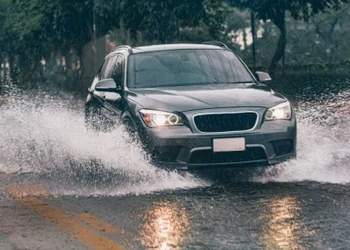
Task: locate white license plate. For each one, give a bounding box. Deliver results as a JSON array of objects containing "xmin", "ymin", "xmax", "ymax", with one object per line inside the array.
[{"xmin": 213, "ymin": 138, "xmax": 246, "ymax": 152}]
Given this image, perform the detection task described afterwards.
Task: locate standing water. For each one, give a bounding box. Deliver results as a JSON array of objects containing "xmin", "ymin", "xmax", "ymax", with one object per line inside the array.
[{"xmin": 0, "ymin": 89, "xmax": 207, "ymax": 196}]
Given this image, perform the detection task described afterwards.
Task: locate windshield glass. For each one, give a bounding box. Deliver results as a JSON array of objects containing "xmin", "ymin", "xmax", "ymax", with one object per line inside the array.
[{"xmin": 127, "ymin": 49, "xmax": 254, "ymax": 88}]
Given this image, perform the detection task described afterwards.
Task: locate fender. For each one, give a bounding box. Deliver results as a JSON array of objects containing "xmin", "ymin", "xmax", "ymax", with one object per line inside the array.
[{"xmin": 121, "ymin": 111, "xmax": 148, "ymax": 143}]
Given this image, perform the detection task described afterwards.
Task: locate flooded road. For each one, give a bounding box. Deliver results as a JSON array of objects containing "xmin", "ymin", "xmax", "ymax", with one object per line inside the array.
[{"xmin": 0, "ymin": 78, "xmax": 349, "ymax": 249}]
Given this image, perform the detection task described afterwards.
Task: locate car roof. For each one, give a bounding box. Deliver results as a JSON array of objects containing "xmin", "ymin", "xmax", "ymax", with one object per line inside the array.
[
  {"xmin": 132, "ymin": 43, "xmax": 225, "ymax": 53},
  {"xmin": 108, "ymin": 43, "xmax": 226, "ymax": 58}
]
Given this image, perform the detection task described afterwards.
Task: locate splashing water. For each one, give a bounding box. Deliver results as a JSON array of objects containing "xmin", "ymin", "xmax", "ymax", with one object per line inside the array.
[
  {"xmin": 0, "ymin": 89, "xmax": 207, "ymax": 196},
  {"xmin": 1, "ymin": 85, "xmax": 350, "ymax": 195},
  {"xmin": 254, "ymin": 88, "xmax": 350, "ymax": 184}
]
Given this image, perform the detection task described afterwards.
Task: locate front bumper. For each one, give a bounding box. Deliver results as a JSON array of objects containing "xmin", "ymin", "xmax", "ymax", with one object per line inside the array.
[{"xmin": 136, "ymin": 107, "xmax": 297, "ymax": 170}]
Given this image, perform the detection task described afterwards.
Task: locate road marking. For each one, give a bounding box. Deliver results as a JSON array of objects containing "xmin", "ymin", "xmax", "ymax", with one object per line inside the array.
[
  {"xmin": 5, "ymin": 184, "xmax": 52, "ymax": 198},
  {"xmin": 76, "ymin": 213, "xmax": 124, "ymax": 234},
  {"xmin": 0, "ymin": 96, "xmax": 9, "ymax": 101},
  {"xmin": 0, "ymin": 169, "xmax": 16, "ymax": 176},
  {"xmin": 0, "ymin": 172, "xmax": 15, "ymax": 176},
  {"xmin": 5, "ymin": 185, "xmax": 125, "ymax": 250}
]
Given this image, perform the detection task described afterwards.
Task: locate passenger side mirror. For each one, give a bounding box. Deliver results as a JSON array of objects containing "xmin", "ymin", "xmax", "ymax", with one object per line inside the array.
[
  {"xmin": 256, "ymin": 72, "xmax": 272, "ymax": 83},
  {"xmin": 95, "ymin": 79, "xmax": 122, "ymax": 93}
]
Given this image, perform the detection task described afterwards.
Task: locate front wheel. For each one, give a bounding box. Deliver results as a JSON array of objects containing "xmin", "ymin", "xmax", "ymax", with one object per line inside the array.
[
  {"xmin": 85, "ymin": 107, "xmax": 99, "ymax": 131},
  {"xmin": 85, "ymin": 105, "xmax": 108, "ymax": 132},
  {"xmin": 122, "ymin": 118, "xmax": 140, "ymax": 143}
]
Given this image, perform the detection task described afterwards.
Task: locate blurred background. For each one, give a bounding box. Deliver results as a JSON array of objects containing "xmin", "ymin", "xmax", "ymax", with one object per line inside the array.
[{"xmin": 1, "ymin": 0, "xmax": 350, "ymax": 96}]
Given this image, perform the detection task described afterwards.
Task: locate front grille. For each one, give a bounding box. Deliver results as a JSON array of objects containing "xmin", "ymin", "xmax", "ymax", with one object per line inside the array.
[
  {"xmin": 189, "ymin": 147, "xmax": 267, "ymax": 164},
  {"xmin": 194, "ymin": 113, "xmax": 258, "ymax": 133}
]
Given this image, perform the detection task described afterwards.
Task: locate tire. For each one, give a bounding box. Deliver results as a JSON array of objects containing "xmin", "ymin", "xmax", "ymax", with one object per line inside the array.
[
  {"xmin": 85, "ymin": 105, "xmax": 103, "ymax": 132},
  {"xmin": 122, "ymin": 118, "xmax": 140, "ymax": 143}
]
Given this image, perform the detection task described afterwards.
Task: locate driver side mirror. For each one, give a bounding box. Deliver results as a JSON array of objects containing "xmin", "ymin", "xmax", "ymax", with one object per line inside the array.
[
  {"xmin": 95, "ymin": 78, "xmax": 122, "ymax": 93},
  {"xmin": 256, "ymin": 72, "xmax": 272, "ymax": 83}
]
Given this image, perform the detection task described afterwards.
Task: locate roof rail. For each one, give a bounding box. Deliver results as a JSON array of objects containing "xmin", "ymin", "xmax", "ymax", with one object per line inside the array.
[
  {"xmin": 112, "ymin": 45, "xmax": 133, "ymax": 54},
  {"xmin": 202, "ymin": 41, "xmax": 230, "ymax": 50}
]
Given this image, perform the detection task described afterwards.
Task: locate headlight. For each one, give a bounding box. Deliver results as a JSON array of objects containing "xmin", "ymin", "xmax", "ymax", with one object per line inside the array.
[
  {"xmin": 265, "ymin": 101, "xmax": 292, "ymax": 120},
  {"xmin": 139, "ymin": 109, "xmax": 184, "ymax": 127}
]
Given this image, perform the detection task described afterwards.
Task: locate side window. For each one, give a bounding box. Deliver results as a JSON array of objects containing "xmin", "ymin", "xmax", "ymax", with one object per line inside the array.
[
  {"xmin": 110, "ymin": 55, "xmax": 125, "ymax": 87},
  {"xmin": 101, "ymin": 56, "xmax": 117, "ymax": 79},
  {"xmin": 96, "ymin": 63, "xmax": 104, "ymax": 79}
]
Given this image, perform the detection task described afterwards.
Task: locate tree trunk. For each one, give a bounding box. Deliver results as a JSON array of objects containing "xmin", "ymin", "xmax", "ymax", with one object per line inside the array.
[
  {"xmin": 313, "ymin": 17, "xmax": 338, "ymax": 63},
  {"xmin": 327, "ymin": 17, "xmax": 338, "ymax": 63},
  {"xmin": 76, "ymin": 47, "xmax": 84, "ymax": 94},
  {"xmin": 8, "ymin": 54, "xmax": 17, "ymax": 84},
  {"xmin": 241, "ymin": 27, "xmax": 246, "ymax": 49},
  {"xmin": 269, "ymin": 10, "xmax": 286, "ymax": 77},
  {"xmin": 0, "ymin": 54, "xmax": 3, "ymax": 82},
  {"xmin": 251, "ymin": 11, "xmax": 257, "ymax": 72}
]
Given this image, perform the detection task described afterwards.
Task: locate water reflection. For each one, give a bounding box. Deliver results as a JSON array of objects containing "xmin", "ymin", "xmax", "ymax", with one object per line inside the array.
[
  {"xmin": 260, "ymin": 197, "xmax": 313, "ymax": 250},
  {"xmin": 139, "ymin": 202, "xmax": 190, "ymax": 250}
]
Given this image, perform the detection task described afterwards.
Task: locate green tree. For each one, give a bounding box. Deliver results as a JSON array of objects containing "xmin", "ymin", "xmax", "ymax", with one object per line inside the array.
[
  {"xmin": 2, "ymin": 0, "xmax": 229, "ymax": 82},
  {"xmin": 233, "ymin": 0, "xmax": 350, "ymax": 76},
  {"xmin": 2, "ymin": 0, "xmax": 121, "ymax": 81},
  {"xmin": 311, "ymin": 5, "xmax": 350, "ymax": 63},
  {"xmin": 0, "ymin": 0, "xmax": 10, "ymax": 74},
  {"xmin": 120, "ymin": 0, "xmax": 229, "ymax": 43}
]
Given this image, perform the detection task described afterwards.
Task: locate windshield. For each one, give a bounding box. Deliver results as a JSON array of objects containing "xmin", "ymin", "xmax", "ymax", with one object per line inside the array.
[{"xmin": 127, "ymin": 49, "xmax": 254, "ymax": 88}]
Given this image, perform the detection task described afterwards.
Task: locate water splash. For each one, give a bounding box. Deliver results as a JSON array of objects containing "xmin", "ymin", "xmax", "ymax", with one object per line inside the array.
[
  {"xmin": 1, "ymin": 85, "xmax": 349, "ymax": 192},
  {"xmin": 254, "ymin": 89, "xmax": 350, "ymax": 184},
  {"xmin": 0, "ymin": 89, "xmax": 207, "ymax": 196}
]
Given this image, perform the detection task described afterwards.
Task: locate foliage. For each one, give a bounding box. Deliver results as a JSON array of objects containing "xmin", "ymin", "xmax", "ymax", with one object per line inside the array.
[
  {"xmin": 241, "ymin": 5, "xmax": 350, "ymax": 69},
  {"xmin": 234, "ymin": 0, "xmax": 348, "ymax": 21},
  {"xmin": 232, "ymin": 0, "xmax": 350, "ymax": 75},
  {"xmin": 4, "ymin": 0, "xmax": 120, "ymax": 56},
  {"xmin": 1, "ymin": 0, "xmax": 350, "ymax": 87},
  {"xmin": 0, "ymin": 0, "xmax": 10, "ymax": 48},
  {"xmin": 119, "ymin": 0, "xmax": 229, "ymax": 43},
  {"xmin": 0, "ymin": 0, "xmax": 229, "ymax": 82}
]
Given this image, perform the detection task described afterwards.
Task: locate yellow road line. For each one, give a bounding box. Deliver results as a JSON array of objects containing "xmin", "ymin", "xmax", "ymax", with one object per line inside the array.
[
  {"xmin": 0, "ymin": 96, "xmax": 10, "ymax": 101},
  {"xmin": 5, "ymin": 185, "xmax": 125, "ymax": 250},
  {"xmin": 5, "ymin": 184, "xmax": 52, "ymax": 198},
  {"xmin": 75, "ymin": 213, "xmax": 124, "ymax": 234},
  {"xmin": 0, "ymin": 170, "xmax": 16, "ymax": 176}
]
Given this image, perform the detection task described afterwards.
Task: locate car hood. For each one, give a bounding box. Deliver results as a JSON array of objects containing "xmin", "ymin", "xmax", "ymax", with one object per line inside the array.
[{"xmin": 128, "ymin": 84, "xmax": 287, "ymax": 112}]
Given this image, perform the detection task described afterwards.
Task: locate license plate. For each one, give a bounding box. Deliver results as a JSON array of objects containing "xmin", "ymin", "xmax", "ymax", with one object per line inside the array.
[{"xmin": 213, "ymin": 138, "xmax": 246, "ymax": 152}]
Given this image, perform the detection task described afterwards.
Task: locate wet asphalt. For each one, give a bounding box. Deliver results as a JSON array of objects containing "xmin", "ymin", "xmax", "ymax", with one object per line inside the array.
[{"xmin": 1, "ymin": 178, "xmax": 350, "ymax": 249}]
